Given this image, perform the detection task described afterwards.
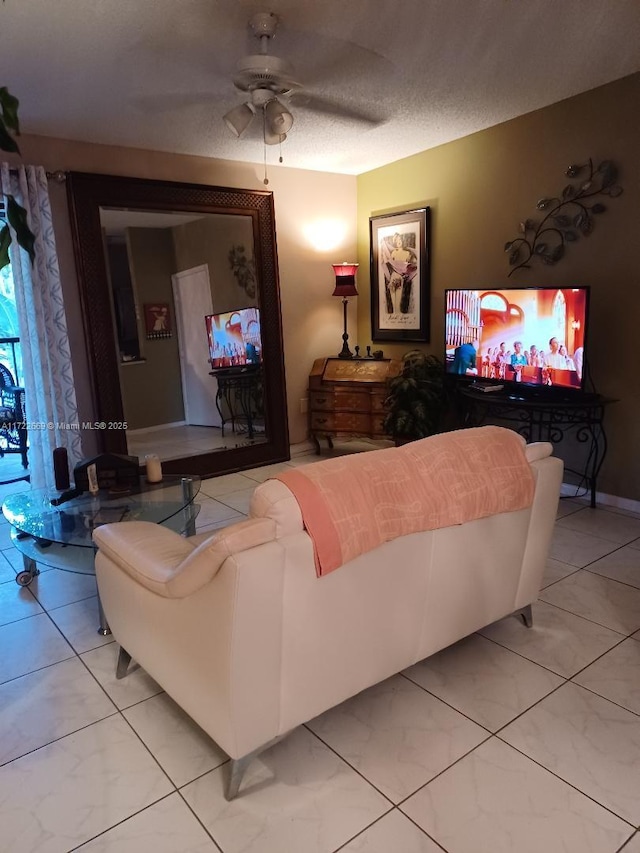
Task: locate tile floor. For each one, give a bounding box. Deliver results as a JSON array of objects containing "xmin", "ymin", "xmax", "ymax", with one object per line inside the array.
[
  {"xmin": 1, "ymin": 441, "xmax": 640, "ymax": 852},
  {"xmin": 126, "ymin": 423, "xmax": 267, "ymax": 462}
]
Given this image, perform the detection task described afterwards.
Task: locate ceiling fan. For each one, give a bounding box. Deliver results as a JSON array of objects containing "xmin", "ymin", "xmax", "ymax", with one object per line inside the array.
[{"xmin": 223, "ymin": 11, "xmax": 382, "ymax": 149}]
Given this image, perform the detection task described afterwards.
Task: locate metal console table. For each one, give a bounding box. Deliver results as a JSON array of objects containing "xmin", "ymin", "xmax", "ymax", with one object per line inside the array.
[
  {"xmin": 460, "ymin": 388, "xmax": 615, "ymax": 508},
  {"xmin": 211, "ymin": 365, "xmax": 263, "ymax": 440}
]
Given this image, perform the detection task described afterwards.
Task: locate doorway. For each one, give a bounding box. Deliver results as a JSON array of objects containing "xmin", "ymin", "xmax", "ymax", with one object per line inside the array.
[{"xmin": 171, "ymin": 265, "xmax": 220, "ymax": 428}]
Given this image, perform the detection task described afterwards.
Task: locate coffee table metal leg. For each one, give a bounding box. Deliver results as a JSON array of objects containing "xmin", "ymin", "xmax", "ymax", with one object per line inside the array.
[
  {"xmin": 97, "ymin": 593, "xmax": 111, "ymax": 636},
  {"xmin": 15, "ymin": 554, "xmax": 39, "ymax": 587},
  {"xmin": 181, "ymin": 477, "xmax": 197, "ymax": 537}
]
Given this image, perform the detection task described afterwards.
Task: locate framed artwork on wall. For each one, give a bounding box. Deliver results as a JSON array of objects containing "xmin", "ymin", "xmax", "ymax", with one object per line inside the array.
[
  {"xmin": 370, "ymin": 207, "xmax": 430, "ymax": 342},
  {"xmin": 143, "ymin": 302, "xmax": 173, "ymax": 339}
]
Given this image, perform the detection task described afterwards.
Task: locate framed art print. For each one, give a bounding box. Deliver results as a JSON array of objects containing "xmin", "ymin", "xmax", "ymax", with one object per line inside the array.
[{"xmin": 370, "ymin": 207, "xmax": 430, "ymax": 342}]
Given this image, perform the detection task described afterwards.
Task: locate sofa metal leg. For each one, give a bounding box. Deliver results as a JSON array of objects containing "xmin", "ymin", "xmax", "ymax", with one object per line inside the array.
[
  {"xmin": 226, "ymin": 754, "xmax": 254, "ymax": 800},
  {"xmin": 517, "ymin": 603, "xmax": 533, "ymax": 628},
  {"xmin": 116, "ymin": 646, "xmax": 132, "ymax": 679},
  {"xmin": 225, "ymin": 730, "xmax": 294, "ymax": 800}
]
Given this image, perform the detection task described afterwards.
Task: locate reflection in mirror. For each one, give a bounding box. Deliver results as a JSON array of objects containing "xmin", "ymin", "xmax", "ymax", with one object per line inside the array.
[
  {"xmin": 66, "ymin": 172, "xmax": 289, "ymax": 479},
  {"xmin": 99, "ymin": 207, "xmax": 267, "ymax": 462}
]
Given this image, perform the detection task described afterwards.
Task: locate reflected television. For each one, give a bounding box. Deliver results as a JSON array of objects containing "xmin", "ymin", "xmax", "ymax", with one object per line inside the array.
[
  {"xmin": 444, "ymin": 287, "xmax": 589, "ymax": 393},
  {"xmin": 205, "ymin": 307, "xmax": 262, "ymax": 369}
]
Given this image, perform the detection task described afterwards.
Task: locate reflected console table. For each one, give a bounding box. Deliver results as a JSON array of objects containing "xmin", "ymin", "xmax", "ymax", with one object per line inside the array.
[
  {"xmin": 459, "ymin": 387, "xmax": 615, "ymax": 508},
  {"xmin": 210, "ymin": 365, "xmax": 263, "ymax": 440}
]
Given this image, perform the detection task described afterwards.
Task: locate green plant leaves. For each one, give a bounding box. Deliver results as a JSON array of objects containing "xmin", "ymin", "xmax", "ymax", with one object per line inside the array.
[
  {"xmin": 0, "ymin": 223, "xmax": 11, "ymax": 270},
  {"xmin": 5, "ymin": 194, "xmax": 36, "ymax": 265}
]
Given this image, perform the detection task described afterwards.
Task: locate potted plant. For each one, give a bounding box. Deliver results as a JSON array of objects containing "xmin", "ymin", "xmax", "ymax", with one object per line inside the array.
[
  {"xmin": 383, "ymin": 349, "xmax": 446, "ymax": 443},
  {"xmin": 0, "ymin": 86, "xmax": 36, "ymax": 270}
]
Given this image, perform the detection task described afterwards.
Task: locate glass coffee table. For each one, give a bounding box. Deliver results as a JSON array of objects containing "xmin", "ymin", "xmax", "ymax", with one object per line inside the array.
[{"xmin": 2, "ymin": 476, "xmax": 201, "ymax": 634}]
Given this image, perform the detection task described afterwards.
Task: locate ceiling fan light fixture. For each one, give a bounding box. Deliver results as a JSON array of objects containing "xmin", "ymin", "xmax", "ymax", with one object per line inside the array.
[
  {"xmin": 265, "ymin": 97, "xmax": 293, "ymax": 134},
  {"xmin": 263, "ymin": 127, "xmax": 287, "ymax": 146},
  {"xmin": 223, "ymin": 102, "xmax": 254, "ymax": 137}
]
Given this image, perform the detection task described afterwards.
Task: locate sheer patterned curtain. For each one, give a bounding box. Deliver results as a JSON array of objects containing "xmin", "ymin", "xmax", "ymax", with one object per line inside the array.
[{"xmin": 0, "ymin": 163, "xmax": 83, "ymax": 489}]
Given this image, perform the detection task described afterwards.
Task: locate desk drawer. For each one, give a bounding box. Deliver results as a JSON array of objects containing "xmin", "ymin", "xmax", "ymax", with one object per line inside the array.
[
  {"xmin": 309, "ymin": 390, "xmax": 371, "ymax": 412},
  {"xmin": 310, "ymin": 412, "xmax": 372, "ymax": 432}
]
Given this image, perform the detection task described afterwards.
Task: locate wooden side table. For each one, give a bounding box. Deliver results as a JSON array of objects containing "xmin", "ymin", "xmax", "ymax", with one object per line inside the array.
[{"xmin": 308, "ymin": 357, "xmax": 401, "ymax": 453}]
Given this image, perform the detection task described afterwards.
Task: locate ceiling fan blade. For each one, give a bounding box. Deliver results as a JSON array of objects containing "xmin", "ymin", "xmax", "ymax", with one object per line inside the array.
[
  {"xmin": 288, "ymin": 92, "xmax": 385, "ymax": 126},
  {"xmin": 131, "ymin": 90, "xmax": 228, "ymax": 114}
]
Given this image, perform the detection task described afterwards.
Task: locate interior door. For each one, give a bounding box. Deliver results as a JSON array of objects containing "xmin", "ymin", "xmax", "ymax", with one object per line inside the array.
[{"xmin": 171, "ymin": 265, "xmax": 220, "ymax": 427}]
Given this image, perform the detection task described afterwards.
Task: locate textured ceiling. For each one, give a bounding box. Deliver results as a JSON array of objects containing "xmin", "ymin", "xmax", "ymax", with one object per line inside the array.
[{"xmin": 3, "ymin": 0, "xmax": 639, "ymax": 175}]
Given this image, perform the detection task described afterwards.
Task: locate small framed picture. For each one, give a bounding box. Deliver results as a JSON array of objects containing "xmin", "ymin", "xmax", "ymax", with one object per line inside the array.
[
  {"xmin": 370, "ymin": 207, "xmax": 430, "ymax": 342},
  {"xmin": 143, "ymin": 303, "xmax": 172, "ymax": 339}
]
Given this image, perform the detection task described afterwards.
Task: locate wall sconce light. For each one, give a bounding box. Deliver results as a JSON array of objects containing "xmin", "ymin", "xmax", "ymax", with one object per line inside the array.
[
  {"xmin": 332, "ymin": 262, "xmax": 359, "ymax": 359},
  {"xmin": 571, "ymin": 319, "xmax": 581, "ymax": 331}
]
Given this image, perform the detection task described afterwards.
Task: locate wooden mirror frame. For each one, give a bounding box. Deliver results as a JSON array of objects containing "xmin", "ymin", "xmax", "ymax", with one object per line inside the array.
[{"xmin": 67, "ymin": 171, "xmax": 290, "ymax": 477}]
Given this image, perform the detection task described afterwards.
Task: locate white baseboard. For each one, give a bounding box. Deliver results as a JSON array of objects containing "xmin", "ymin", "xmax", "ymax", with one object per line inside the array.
[{"xmin": 561, "ymin": 482, "xmax": 640, "ymax": 515}]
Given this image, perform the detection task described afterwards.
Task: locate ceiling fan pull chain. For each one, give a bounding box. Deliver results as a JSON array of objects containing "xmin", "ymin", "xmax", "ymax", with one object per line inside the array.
[{"xmin": 263, "ymin": 109, "xmax": 269, "ymax": 185}]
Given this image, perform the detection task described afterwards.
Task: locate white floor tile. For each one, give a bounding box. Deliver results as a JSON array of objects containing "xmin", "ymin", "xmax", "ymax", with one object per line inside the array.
[
  {"xmin": 47, "ymin": 595, "xmax": 115, "ymax": 654},
  {"xmin": 241, "ymin": 461, "xmax": 296, "ymax": 483},
  {"xmin": 1, "ymin": 546, "xmax": 25, "ymax": 573},
  {"xmin": 0, "ymin": 552, "xmax": 17, "ymax": 583},
  {"xmin": 194, "ymin": 497, "xmax": 244, "ymax": 528},
  {"xmin": 340, "ymin": 810, "xmax": 441, "ymax": 852},
  {"xmin": 556, "ymin": 499, "xmax": 586, "ymax": 519},
  {"xmin": 0, "ymin": 612, "xmax": 74, "ymax": 684},
  {"xmin": 0, "ymin": 578, "xmax": 43, "ymax": 626},
  {"xmin": 123, "ymin": 693, "xmax": 227, "ymax": 787},
  {"xmin": 307, "ymin": 674, "xmax": 487, "ymax": 803},
  {"xmin": 586, "ymin": 544, "xmax": 640, "ymax": 589},
  {"xmin": 573, "ymin": 639, "xmax": 640, "ymax": 715},
  {"xmin": 0, "ymin": 657, "xmax": 116, "ymax": 766},
  {"xmin": 404, "ymin": 634, "xmax": 563, "ymax": 731},
  {"xmin": 401, "ymin": 737, "xmax": 632, "ymax": 853},
  {"xmin": 541, "ymin": 556, "xmax": 580, "ymax": 589},
  {"xmin": 81, "ymin": 643, "xmax": 162, "ymax": 710},
  {"xmin": 199, "ymin": 472, "xmax": 257, "ymax": 498},
  {"xmin": 540, "ymin": 570, "xmax": 640, "ymax": 634},
  {"xmin": 500, "ymin": 681, "xmax": 640, "ymax": 824},
  {"xmin": 557, "ymin": 507, "xmax": 640, "ymax": 545},
  {"xmin": 479, "ymin": 601, "xmax": 624, "ymax": 677},
  {"xmin": 620, "ymin": 833, "xmax": 640, "ymax": 853},
  {"xmin": 29, "ymin": 568, "xmax": 98, "ymax": 611},
  {"xmin": 215, "ymin": 487, "xmax": 256, "ymax": 515},
  {"xmin": 76, "ymin": 793, "xmax": 218, "ymax": 852},
  {"xmin": 0, "ymin": 715, "xmax": 173, "ymax": 853},
  {"xmin": 550, "ymin": 525, "xmax": 620, "ymax": 568},
  {"xmin": 181, "ymin": 726, "xmax": 389, "ymax": 853}
]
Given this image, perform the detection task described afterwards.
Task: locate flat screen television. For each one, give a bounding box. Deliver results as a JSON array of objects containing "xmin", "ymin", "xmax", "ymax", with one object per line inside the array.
[
  {"xmin": 205, "ymin": 307, "xmax": 262, "ymax": 369},
  {"xmin": 444, "ymin": 287, "xmax": 590, "ymax": 395}
]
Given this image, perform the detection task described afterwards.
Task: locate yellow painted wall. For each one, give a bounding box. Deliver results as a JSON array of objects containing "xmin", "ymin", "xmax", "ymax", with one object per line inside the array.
[{"xmin": 357, "ymin": 73, "xmax": 640, "ymax": 501}]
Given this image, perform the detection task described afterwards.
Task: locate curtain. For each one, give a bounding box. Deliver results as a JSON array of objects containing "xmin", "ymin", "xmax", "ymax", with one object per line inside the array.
[{"xmin": 0, "ymin": 163, "xmax": 83, "ymax": 489}]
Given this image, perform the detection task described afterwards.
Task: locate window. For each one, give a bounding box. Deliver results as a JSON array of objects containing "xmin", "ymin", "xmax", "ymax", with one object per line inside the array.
[{"xmin": 0, "ymin": 264, "xmax": 23, "ymax": 385}]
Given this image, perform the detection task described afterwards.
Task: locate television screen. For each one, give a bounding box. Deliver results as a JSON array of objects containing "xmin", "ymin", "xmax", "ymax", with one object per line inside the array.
[
  {"xmin": 205, "ymin": 307, "xmax": 262, "ymax": 369},
  {"xmin": 445, "ymin": 287, "xmax": 589, "ymax": 392}
]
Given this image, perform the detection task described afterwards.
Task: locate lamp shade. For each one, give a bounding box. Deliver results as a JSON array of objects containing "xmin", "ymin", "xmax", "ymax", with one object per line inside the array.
[
  {"xmin": 223, "ymin": 102, "xmax": 254, "ymax": 137},
  {"xmin": 265, "ymin": 98, "xmax": 294, "ymax": 134},
  {"xmin": 332, "ymin": 262, "xmax": 359, "ymax": 297}
]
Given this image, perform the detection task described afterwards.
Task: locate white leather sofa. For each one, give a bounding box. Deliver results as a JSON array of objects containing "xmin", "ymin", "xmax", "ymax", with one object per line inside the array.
[{"xmin": 93, "ymin": 438, "xmax": 562, "ymax": 799}]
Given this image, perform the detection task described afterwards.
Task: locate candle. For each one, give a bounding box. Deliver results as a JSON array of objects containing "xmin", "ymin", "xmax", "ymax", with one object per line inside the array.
[{"xmin": 145, "ymin": 454, "xmax": 163, "ymax": 483}]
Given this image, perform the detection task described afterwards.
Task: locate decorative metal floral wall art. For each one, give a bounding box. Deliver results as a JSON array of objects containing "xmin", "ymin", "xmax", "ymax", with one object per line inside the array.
[
  {"xmin": 505, "ymin": 159, "xmax": 623, "ymax": 276},
  {"xmin": 228, "ymin": 244, "xmax": 257, "ymax": 298}
]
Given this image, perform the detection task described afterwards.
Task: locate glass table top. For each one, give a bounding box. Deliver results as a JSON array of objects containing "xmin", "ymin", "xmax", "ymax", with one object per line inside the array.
[{"xmin": 2, "ymin": 475, "xmax": 201, "ymax": 549}]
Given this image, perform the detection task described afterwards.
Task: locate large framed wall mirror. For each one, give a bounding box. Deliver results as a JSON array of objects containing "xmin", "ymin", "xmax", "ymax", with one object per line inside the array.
[{"xmin": 67, "ymin": 172, "xmax": 289, "ymax": 478}]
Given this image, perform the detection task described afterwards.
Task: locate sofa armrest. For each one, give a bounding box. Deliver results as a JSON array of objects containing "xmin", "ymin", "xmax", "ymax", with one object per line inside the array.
[
  {"xmin": 93, "ymin": 522, "xmax": 196, "ymax": 597},
  {"xmin": 94, "ymin": 516, "xmax": 278, "ymax": 599}
]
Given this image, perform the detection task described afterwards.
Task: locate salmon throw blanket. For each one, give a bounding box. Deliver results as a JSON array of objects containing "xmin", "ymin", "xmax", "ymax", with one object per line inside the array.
[{"xmin": 274, "ymin": 426, "xmax": 535, "ymax": 577}]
